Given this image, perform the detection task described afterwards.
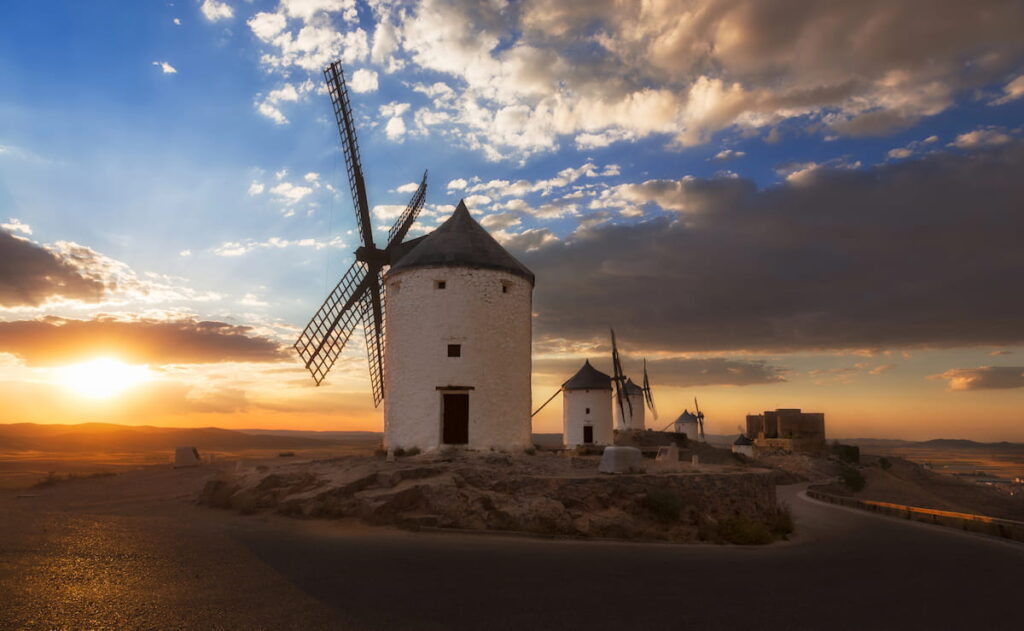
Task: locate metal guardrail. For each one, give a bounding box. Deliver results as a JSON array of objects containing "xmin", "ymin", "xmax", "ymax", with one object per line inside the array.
[{"xmin": 806, "ymin": 489, "xmax": 1024, "ymax": 543}]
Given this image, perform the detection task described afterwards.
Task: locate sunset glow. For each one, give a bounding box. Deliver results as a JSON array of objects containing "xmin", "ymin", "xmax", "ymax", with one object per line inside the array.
[{"xmin": 56, "ymin": 358, "xmax": 152, "ymax": 399}]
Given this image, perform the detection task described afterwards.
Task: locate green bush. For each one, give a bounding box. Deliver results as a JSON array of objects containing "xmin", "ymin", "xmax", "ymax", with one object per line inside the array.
[
  {"xmin": 716, "ymin": 515, "xmax": 773, "ymax": 545},
  {"xmin": 640, "ymin": 489, "xmax": 682, "ymax": 524},
  {"xmin": 840, "ymin": 465, "xmax": 866, "ymax": 492}
]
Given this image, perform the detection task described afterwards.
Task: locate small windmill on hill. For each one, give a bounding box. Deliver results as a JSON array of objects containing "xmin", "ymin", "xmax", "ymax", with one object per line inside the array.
[
  {"xmin": 610, "ymin": 329, "xmax": 657, "ymax": 431},
  {"xmin": 294, "ymin": 60, "xmax": 428, "ymax": 406}
]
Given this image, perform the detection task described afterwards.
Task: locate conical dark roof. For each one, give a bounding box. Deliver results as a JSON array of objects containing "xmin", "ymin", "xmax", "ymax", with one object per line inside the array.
[
  {"xmin": 389, "ymin": 200, "xmax": 535, "ymax": 285},
  {"xmin": 676, "ymin": 410, "xmax": 698, "ymax": 423},
  {"xmin": 563, "ymin": 360, "xmax": 612, "ymax": 391},
  {"xmin": 734, "ymin": 434, "xmax": 753, "ymax": 445},
  {"xmin": 624, "ymin": 378, "xmax": 644, "ymax": 395}
]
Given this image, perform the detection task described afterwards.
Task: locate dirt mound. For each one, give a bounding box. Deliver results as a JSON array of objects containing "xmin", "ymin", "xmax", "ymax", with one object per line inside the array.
[{"xmin": 199, "ymin": 451, "xmax": 786, "ymax": 543}]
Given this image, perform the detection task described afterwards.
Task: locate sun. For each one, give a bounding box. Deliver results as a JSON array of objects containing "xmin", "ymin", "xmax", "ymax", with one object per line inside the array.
[{"xmin": 57, "ymin": 357, "xmax": 152, "ymax": 399}]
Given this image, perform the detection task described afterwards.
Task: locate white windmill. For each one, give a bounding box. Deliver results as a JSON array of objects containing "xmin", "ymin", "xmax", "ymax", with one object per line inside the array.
[{"xmin": 295, "ymin": 60, "xmax": 535, "ymax": 452}]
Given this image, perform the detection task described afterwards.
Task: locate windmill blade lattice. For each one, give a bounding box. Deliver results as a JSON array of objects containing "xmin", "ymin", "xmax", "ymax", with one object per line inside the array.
[
  {"xmin": 294, "ymin": 259, "xmax": 368, "ymax": 384},
  {"xmin": 294, "ymin": 59, "xmax": 428, "ymax": 406}
]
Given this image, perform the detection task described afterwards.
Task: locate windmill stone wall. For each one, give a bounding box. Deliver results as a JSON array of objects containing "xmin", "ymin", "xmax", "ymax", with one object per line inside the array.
[
  {"xmin": 382, "ymin": 201, "xmax": 534, "ymax": 453},
  {"xmin": 563, "ymin": 389, "xmax": 613, "ymax": 447},
  {"xmin": 614, "ymin": 389, "xmax": 646, "ymax": 431}
]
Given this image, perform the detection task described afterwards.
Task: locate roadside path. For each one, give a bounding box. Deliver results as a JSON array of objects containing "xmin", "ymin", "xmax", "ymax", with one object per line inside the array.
[{"xmin": 1, "ymin": 471, "xmax": 1019, "ymax": 630}]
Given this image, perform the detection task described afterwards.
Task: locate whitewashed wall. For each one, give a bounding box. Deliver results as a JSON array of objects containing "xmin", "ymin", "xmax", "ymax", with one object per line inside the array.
[
  {"xmin": 562, "ymin": 388, "xmax": 613, "ymax": 447},
  {"xmin": 675, "ymin": 419, "xmax": 700, "ymax": 441},
  {"xmin": 614, "ymin": 391, "xmax": 646, "ymax": 430},
  {"xmin": 383, "ymin": 266, "xmax": 532, "ymax": 451}
]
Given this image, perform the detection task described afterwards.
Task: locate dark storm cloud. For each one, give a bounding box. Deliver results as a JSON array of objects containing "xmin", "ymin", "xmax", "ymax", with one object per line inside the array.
[
  {"xmin": 0, "ymin": 229, "xmax": 106, "ymax": 307},
  {"xmin": 534, "ymin": 357, "xmax": 786, "ymax": 388},
  {"xmin": 521, "ymin": 141, "xmax": 1024, "ymax": 352},
  {"xmin": 933, "ymin": 366, "xmax": 1024, "ymax": 391},
  {"xmin": 0, "ymin": 316, "xmax": 288, "ymax": 366}
]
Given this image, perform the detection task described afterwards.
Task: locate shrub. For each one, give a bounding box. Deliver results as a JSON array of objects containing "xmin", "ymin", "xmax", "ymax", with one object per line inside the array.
[
  {"xmin": 770, "ymin": 503, "xmax": 794, "ymax": 537},
  {"xmin": 405, "ymin": 447, "xmax": 421, "ymax": 456},
  {"xmin": 393, "ymin": 447, "xmax": 406, "ymax": 457},
  {"xmin": 830, "ymin": 441, "xmax": 861, "ymax": 464},
  {"xmin": 640, "ymin": 489, "xmax": 682, "ymax": 524},
  {"xmin": 716, "ymin": 515, "xmax": 773, "ymax": 545},
  {"xmin": 878, "ymin": 457, "xmax": 892, "ymax": 470},
  {"xmin": 524, "ymin": 447, "xmax": 537, "ymax": 455},
  {"xmin": 840, "ymin": 465, "xmax": 866, "ymax": 492}
]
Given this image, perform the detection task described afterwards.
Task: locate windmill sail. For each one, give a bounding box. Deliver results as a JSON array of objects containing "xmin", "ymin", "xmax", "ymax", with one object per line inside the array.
[
  {"xmin": 294, "ymin": 260, "xmax": 369, "ymax": 384},
  {"xmin": 294, "ymin": 59, "xmax": 428, "ymax": 405},
  {"xmin": 642, "ymin": 358, "xmax": 657, "ymax": 419}
]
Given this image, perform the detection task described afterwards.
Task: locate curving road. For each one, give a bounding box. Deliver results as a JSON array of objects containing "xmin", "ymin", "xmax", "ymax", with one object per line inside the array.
[{"xmin": 1, "ymin": 473, "xmax": 1020, "ymax": 630}]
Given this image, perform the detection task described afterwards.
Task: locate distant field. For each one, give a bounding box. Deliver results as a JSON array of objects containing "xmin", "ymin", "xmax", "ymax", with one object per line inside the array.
[
  {"xmin": 861, "ymin": 446, "xmax": 1024, "ymax": 479},
  {"xmin": 0, "ymin": 444, "xmax": 378, "ymax": 491}
]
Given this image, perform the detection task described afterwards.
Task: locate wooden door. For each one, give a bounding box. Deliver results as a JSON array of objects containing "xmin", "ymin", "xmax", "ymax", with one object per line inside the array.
[
  {"xmin": 442, "ymin": 393, "xmax": 469, "ymax": 445},
  {"xmin": 583, "ymin": 425, "xmax": 594, "ymax": 444}
]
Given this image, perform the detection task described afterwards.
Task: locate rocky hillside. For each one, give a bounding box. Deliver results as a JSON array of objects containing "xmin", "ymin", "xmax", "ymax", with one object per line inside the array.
[{"xmin": 200, "ymin": 451, "xmax": 789, "ymax": 544}]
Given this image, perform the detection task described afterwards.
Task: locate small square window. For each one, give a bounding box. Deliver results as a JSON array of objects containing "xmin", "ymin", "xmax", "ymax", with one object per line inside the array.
[
  {"xmin": 447, "ymin": 344, "xmax": 461, "ymax": 357},
  {"xmin": 501, "ymin": 283, "xmax": 509, "ymax": 293},
  {"xmin": 435, "ymin": 280, "xmax": 446, "ymax": 289}
]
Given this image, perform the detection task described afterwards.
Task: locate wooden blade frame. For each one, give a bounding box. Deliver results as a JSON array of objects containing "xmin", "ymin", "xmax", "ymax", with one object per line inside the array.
[
  {"xmin": 642, "ymin": 358, "xmax": 657, "ymax": 420},
  {"xmin": 325, "ymin": 61, "xmax": 375, "ymax": 250},
  {"xmin": 386, "ymin": 171, "xmax": 427, "ymax": 249},
  {"xmin": 295, "ymin": 60, "xmax": 429, "ymax": 407},
  {"xmin": 294, "ymin": 260, "xmax": 369, "ymax": 385},
  {"xmin": 610, "ymin": 328, "xmax": 632, "ymax": 428}
]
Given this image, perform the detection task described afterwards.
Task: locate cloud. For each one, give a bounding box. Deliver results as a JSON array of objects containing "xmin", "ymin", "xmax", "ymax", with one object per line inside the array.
[
  {"xmin": 200, "ymin": 0, "xmax": 234, "ymax": 22},
  {"xmin": 991, "ymin": 75, "xmax": 1024, "ymax": 106},
  {"xmin": 447, "ymin": 178, "xmax": 468, "ymax": 191},
  {"xmin": 887, "ymin": 135, "xmax": 939, "ymax": 160},
  {"xmin": 0, "ymin": 229, "xmax": 106, "ymax": 308},
  {"xmin": 247, "ymin": 181, "xmax": 265, "ymax": 195},
  {"xmin": 712, "ymin": 149, "xmax": 746, "ymax": 162},
  {"xmin": 519, "ymin": 140, "xmax": 1024, "ymax": 353},
  {"xmin": 932, "ymin": 366, "xmax": 1024, "ymax": 391},
  {"xmin": 269, "ymin": 181, "xmax": 313, "ymax": 204},
  {"xmin": 152, "ymin": 61, "xmax": 177, "ymax": 74},
  {"xmin": 1, "ymin": 218, "xmax": 32, "ymax": 235},
  {"xmin": 212, "ymin": 235, "xmax": 344, "ymax": 257},
  {"xmin": 393, "ymin": 182, "xmax": 419, "ymax": 194},
  {"xmin": 0, "ymin": 315, "xmax": 286, "ymax": 367},
  {"xmin": 534, "ymin": 356, "xmax": 787, "ymax": 388},
  {"xmin": 350, "ymin": 68, "xmax": 379, "ymax": 93},
  {"xmin": 298, "ymin": 0, "xmax": 1024, "ymax": 160},
  {"xmin": 384, "ymin": 116, "xmax": 406, "ymax": 140},
  {"xmin": 950, "ymin": 127, "xmax": 1014, "ymax": 149},
  {"xmin": 990, "ymin": 350, "xmax": 1011, "ymax": 356}
]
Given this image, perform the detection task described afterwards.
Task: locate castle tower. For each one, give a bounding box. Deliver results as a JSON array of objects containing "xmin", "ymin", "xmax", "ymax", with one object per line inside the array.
[
  {"xmin": 383, "ymin": 200, "xmax": 534, "ymax": 452},
  {"xmin": 562, "ymin": 360, "xmax": 613, "ymax": 448},
  {"xmin": 614, "ymin": 379, "xmax": 646, "ymax": 430}
]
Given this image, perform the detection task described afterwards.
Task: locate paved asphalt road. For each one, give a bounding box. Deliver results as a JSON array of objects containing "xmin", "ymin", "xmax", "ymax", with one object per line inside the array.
[{"xmin": 1, "ymin": 473, "xmax": 1020, "ymax": 630}]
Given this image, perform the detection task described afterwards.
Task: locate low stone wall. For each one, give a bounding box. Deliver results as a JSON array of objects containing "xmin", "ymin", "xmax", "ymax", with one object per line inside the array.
[
  {"xmin": 806, "ymin": 488, "xmax": 1024, "ymax": 543},
  {"xmin": 200, "ymin": 457, "xmax": 781, "ymax": 543}
]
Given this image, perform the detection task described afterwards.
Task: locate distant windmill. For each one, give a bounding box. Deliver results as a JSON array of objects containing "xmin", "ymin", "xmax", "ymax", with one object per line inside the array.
[
  {"xmin": 694, "ymin": 397, "xmax": 706, "ymax": 442},
  {"xmin": 610, "ymin": 329, "xmax": 657, "ymax": 431},
  {"xmin": 530, "ymin": 329, "xmax": 656, "ymax": 427},
  {"xmin": 294, "ymin": 60, "xmax": 428, "ymax": 406}
]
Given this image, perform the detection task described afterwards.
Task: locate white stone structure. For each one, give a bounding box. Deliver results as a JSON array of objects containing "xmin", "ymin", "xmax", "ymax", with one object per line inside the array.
[
  {"xmin": 674, "ymin": 410, "xmax": 700, "ymax": 441},
  {"xmin": 613, "ymin": 379, "xmax": 646, "ymax": 430},
  {"xmin": 383, "ymin": 201, "xmax": 534, "ymax": 452},
  {"xmin": 562, "ymin": 360, "xmax": 613, "ymax": 448},
  {"xmin": 732, "ymin": 434, "xmax": 756, "ymax": 457}
]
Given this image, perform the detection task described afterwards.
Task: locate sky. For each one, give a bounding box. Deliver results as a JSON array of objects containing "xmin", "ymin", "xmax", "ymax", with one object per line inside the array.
[{"xmin": 1, "ymin": 0, "xmax": 1023, "ymax": 441}]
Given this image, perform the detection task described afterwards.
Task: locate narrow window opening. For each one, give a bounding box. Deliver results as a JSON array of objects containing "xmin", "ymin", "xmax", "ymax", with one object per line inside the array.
[
  {"xmin": 447, "ymin": 344, "xmax": 461, "ymax": 357},
  {"xmin": 435, "ymin": 280, "xmax": 446, "ymax": 289},
  {"xmin": 585, "ymin": 407, "xmax": 591, "ymax": 414},
  {"xmin": 501, "ymin": 282, "xmax": 509, "ymax": 293}
]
